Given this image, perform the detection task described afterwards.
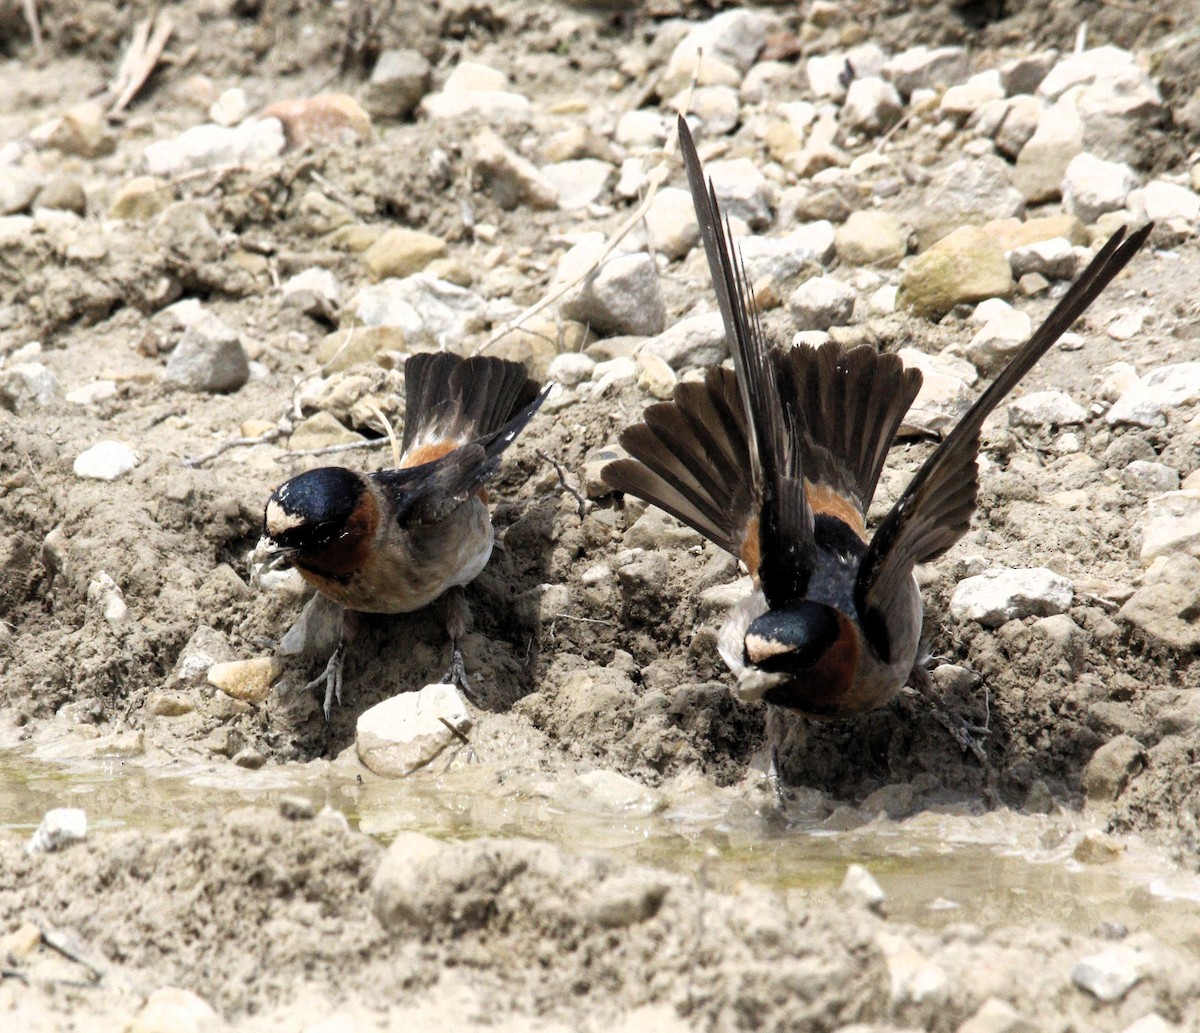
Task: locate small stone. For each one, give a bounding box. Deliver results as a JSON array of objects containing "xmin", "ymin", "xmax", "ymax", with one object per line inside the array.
[
  {"xmin": 1073, "ymin": 830, "xmax": 1124, "ymax": 864},
  {"xmin": 208, "ymin": 87, "xmax": 248, "ymax": 126},
  {"xmin": 1126, "ymin": 180, "xmax": 1200, "ymax": 225},
  {"xmin": 0, "ymin": 922, "xmax": 41, "ymax": 960},
  {"xmin": 661, "ymin": 9, "xmax": 767, "ymax": 96},
  {"xmin": 0, "ymin": 362, "xmax": 60, "ymax": 412},
  {"xmin": 1081, "ymin": 735, "xmax": 1145, "ymax": 802},
  {"xmin": 170, "ymin": 626, "xmax": 234, "ymax": 686},
  {"xmin": 787, "ymin": 275, "xmax": 855, "ymax": 330},
  {"xmin": 966, "ymin": 307, "xmax": 1032, "ymax": 375},
  {"xmin": 738, "ymin": 222, "xmax": 836, "ymax": 283},
  {"xmin": 1008, "ymin": 237, "xmax": 1078, "ymax": 280},
  {"xmin": 1119, "ymin": 555, "xmax": 1200, "ymax": 650},
  {"xmin": 840, "ymin": 864, "xmax": 886, "ymax": 914},
  {"xmin": 109, "ymin": 175, "xmax": 173, "ymax": 221},
  {"xmin": 896, "ymin": 347, "xmax": 973, "ymax": 437},
  {"xmin": 129, "ymin": 987, "xmax": 223, "ymax": 1033},
  {"xmin": 26, "ymin": 808, "xmax": 87, "ymax": 854},
  {"xmin": 616, "ymin": 110, "xmax": 669, "ymax": 149},
  {"xmin": 363, "ymin": 49, "xmax": 431, "ymax": 119},
  {"xmin": 585, "ymin": 873, "xmax": 669, "ymax": 930},
  {"xmin": 641, "ymin": 187, "xmax": 699, "ymax": 259},
  {"xmin": 584, "ymin": 446, "xmax": 626, "ymax": 498},
  {"xmin": 73, "ymin": 441, "xmax": 139, "ymax": 481},
  {"xmin": 317, "ymin": 326, "xmax": 407, "ymax": 372},
  {"xmin": 884, "ymin": 45, "xmax": 970, "ymax": 98},
  {"xmin": 47, "ymin": 101, "xmax": 115, "ymax": 158},
  {"xmin": 288, "ymin": 411, "xmax": 365, "ymax": 450},
  {"xmin": 279, "ymin": 795, "xmax": 317, "ymax": 820},
  {"xmin": 34, "ymin": 176, "xmax": 86, "ymax": 215},
  {"xmin": 1139, "ymin": 490, "xmax": 1200, "ymax": 562},
  {"xmin": 351, "ymin": 274, "xmax": 486, "ymax": 349},
  {"xmin": 956, "ymin": 997, "xmax": 1037, "ymax": 1033},
  {"xmin": 541, "ymin": 158, "xmax": 614, "ymax": 210},
  {"xmin": 261, "ymin": 94, "xmax": 372, "ymax": 150},
  {"xmin": 949, "ymin": 567, "xmax": 1073, "ymax": 627},
  {"xmin": 1062, "ymin": 153, "xmax": 1138, "ymax": 224},
  {"xmin": 147, "ymin": 691, "xmax": 194, "ymax": 717},
  {"xmin": 164, "ymin": 317, "xmax": 250, "ymax": 394},
  {"xmin": 546, "ymin": 352, "xmax": 597, "ymax": 387},
  {"xmin": 641, "ymin": 312, "xmax": 725, "ymax": 370},
  {"xmin": 1014, "ymin": 97, "xmax": 1085, "ymax": 203},
  {"xmin": 635, "ymin": 352, "xmax": 677, "ymax": 400},
  {"xmin": 1071, "ymin": 944, "xmax": 1148, "ymax": 1002},
  {"xmin": 679, "ymin": 84, "xmax": 741, "ymax": 136},
  {"xmin": 834, "ymin": 210, "xmax": 905, "ymax": 266},
  {"xmin": 559, "ymin": 251, "xmax": 665, "ymax": 338},
  {"xmin": 0, "ymin": 165, "xmax": 44, "ymax": 214},
  {"xmin": 421, "ymin": 61, "xmax": 532, "ymax": 122},
  {"xmin": 472, "ymin": 129, "xmax": 558, "ymax": 210},
  {"xmin": 233, "ymin": 748, "xmax": 266, "ymax": 770},
  {"xmin": 65, "ymin": 380, "xmax": 118, "ymax": 406},
  {"xmin": 356, "ymin": 683, "xmax": 473, "ymax": 777},
  {"xmin": 144, "ymin": 118, "xmax": 285, "ymax": 177},
  {"xmin": 841, "ymin": 77, "xmax": 903, "ymax": 135},
  {"xmin": 87, "ymin": 572, "xmax": 128, "ymax": 624},
  {"xmin": 1000, "ymin": 51, "xmax": 1058, "ymax": 96},
  {"xmin": 370, "ymin": 831, "xmax": 450, "ymax": 932},
  {"xmin": 1122, "ymin": 461, "xmax": 1179, "ymax": 494},
  {"xmin": 899, "ymin": 226, "xmax": 1013, "ymax": 320},
  {"xmin": 207, "ymin": 657, "xmax": 281, "ymax": 704},
  {"xmin": 940, "ymin": 70, "xmax": 1005, "ymax": 118},
  {"xmin": 705, "ymin": 157, "xmax": 772, "ymax": 230},
  {"xmin": 364, "ymin": 228, "xmax": 448, "ymax": 280},
  {"xmin": 915, "ymin": 155, "xmax": 1025, "ymax": 251},
  {"xmin": 1107, "ymin": 363, "xmax": 1200, "ymax": 428},
  {"xmin": 1008, "ymin": 390, "xmax": 1087, "ymax": 427}
]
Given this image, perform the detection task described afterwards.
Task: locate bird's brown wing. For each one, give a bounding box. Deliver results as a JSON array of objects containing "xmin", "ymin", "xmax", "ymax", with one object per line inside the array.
[{"xmin": 854, "ymin": 223, "xmax": 1152, "ymax": 661}]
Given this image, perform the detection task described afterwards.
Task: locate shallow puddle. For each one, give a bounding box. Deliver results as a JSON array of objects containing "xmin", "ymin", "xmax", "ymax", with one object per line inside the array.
[{"xmin": 2, "ymin": 744, "xmax": 1199, "ymax": 956}]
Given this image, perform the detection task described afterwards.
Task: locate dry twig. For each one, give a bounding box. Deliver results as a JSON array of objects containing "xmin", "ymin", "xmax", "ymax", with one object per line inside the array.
[
  {"xmin": 22, "ymin": 0, "xmax": 43, "ymax": 59},
  {"xmin": 536, "ymin": 449, "xmax": 587, "ymax": 519},
  {"xmin": 108, "ymin": 12, "xmax": 175, "ymax": 113},
  {"xmin": 183, "ymin": 428, "xmax": 286, "ymax": 468}
]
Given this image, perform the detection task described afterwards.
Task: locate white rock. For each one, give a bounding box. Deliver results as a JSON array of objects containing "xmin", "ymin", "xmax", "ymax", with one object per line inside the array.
[
  {"xmin": 1107, "ymin": 308, "xmax": 1150, "ymax": 342},
  {"xmin": 1139, "ymin": 490, "xmax": 1200, "ymax": 562},
  {"xmin": 355, "ymin": 684, "xmax": 473, "ymax": 777},
  {"xmin": 26, "ymin": 808, "xmax": 88, "ymax": 854},
  {"xmin": 841, "ymin": 77, "xmax": 903, "ymax": 135},
  {"xmin": 636, "ymin": 352, "xmax": 677, "ymax": 400},
  {"xmin": 641, "ymin": 187, "xmax": 698, "ymax": 259},
  {"xmin": 805, "ymin": 53, "xmax": 850, "ymax": 100},
  {"xmin": 991, "ymin": 94, "xmax": 1045, "ymax": 159},
  {"xmin": 615, "ymin": 158, "xmax": 649, "ymax": 199},
  {"xmin": 897, "ymin": 347, "xmax": 973, "ymax": 437},
  {"xmin": 472, "ymin": 129, "xmax": 557, "ymax": 210},
  {"xmin": 541, "ymin": 158, "xmax": 614, "ymax": 211},
  {"xmin": 883, "ymin": 45, "xmax": 970, "ymax": 98},
  {"xmin": 421, "ymin": 61, "xmax": 531, "ymax": 122},
  {"xmin": 641, "ymin": 312, "xmax": 726, "ymax": 370},
  {"xmin": 65, "ymin": 380, "xmax": 117, "ymax": 405},
  {"xmin": 1062, "ymin": 152, "xmax": 1138, "ymax": 224},
  {"xmin": 0, "ymin": 362, "xmax": 60, "ymax": 411},
  {"xmin": 277, "ymin": 592, "xmax": 343, "ymax": 658},
  {"xmin": 1014, "ymin": 95, "xmax": 1084, "ymax": 203},
  {"xmin": 209, "ymin": 87, "xmax": 249, "ymax": 126},
  {"xmin": 1008, "ymin": 237, "xmax": 1079, "ymax": 280},
  {"xmin": 1008, "ymin": 390, "xmax": 1087, "ymax": 427},
  {"xmin": 705, "ymin": 158, "xmax": 772, "ymax": 229},
  {"xmin": 1107, "ymin": 363, "xmax": 1200, "ymax": 427},
  {"xmin": 681, "ymin": 85, "xmax": 740, "ymax": 136},
  {"xmin": 940, "ymin": 70, "xmax": 1004, "ymax": 117},
  {"xmin": 615, "ymin": 110, "xmax": 669, "ymax": 149},
  {"xmin": 352, "ymin": 274, "xmax": 486, "ymax": 348},
  {"xmin": 840, "ymin": 864, "xmax": 886, "ymax": 913},
  {"xmin": 966, "ymin": 308, "xmax": 1031, "ymax": 374},
  {"xmin": 0, "ymin": 165, "xmax": 44, "ymax": 214},
  {"xmin": 949, "ymin": 567, "xmax": 1074, "ymax": 627},
  {"xmin": 73, "ymin": 441, "xmax": 140, "ymax": 481},
  {"xmin": 1071, "ymin": 944, "xmax": 1149, "ymax": 1002},
  {"xmin": 559, "ymin": 251, "xmax": 666, "ymax": 337},
  {"xmin": 868, "ymin": 284, "xmax": 898, "ymax": 314},
  {"xmin": 281, "ymin": 267, "xmax": 340, "ymax": 305},
  {"xmin": 1119, "ymin": 1016, "xmax": 1176, "ymax": 1033},
  {"xmin": 591, "ymin": 356, "xmax": 637, "ymax": 395},
  {"xmin": 562, "ymin": 769, "xmax": 661, "ymax": 815},
  {"xmin": 787, "ymin": 275, "xmax": 855, "ymax": 330},
  {"xmin": 1039, "ymin": 46, "xmax": 1136, "ymax": 99},
  {"xmin": 546, "ymin": 352, "xmax": 597, "ymax": 387},
  {"xmin": 1126, "ymin": 180, "xmax": 1200, "ymax": 224},
  {"xmin": 1097, "ymin": 361, "xmax": 1139, "ymax": 402},
  {"xmin": 793, "ymin": 330, "xmax": 831, "ymax": 348},
  {"xmin": 971, "ymin": 297, "xmax": 1014, "ymax": 325},
  {"xmin": 363, "ymin": 48, "xmax": 431, "ymax": 120},
  {"xmin": 164, "ymin": 315, "xmax": 250, "ymax": 393},
  {"xmin": 662, "ymin": 9, "xmax": 768, "ymax": 95},
  {"xmin": 144, "ymin": 118, "xmax": 285, "ymax": 177},
  {"xmin": 87, "ymin": 572, "xmax": 128, "ymax": 624},
  {"xmin": 1122, "ymin": 461, "xmax": 1179, "ymax": 494},
  {"xmin": 737, "ymin": 222, "xmax": 836, "ymax": 283}
]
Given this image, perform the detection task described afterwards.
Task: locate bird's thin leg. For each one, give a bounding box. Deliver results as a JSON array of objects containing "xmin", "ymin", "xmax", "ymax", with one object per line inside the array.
[
  {"xmin": 765, "ymin": 704, "xmax": 788, "ymax": 807},
  {"xmin": 304, "ymin": 608, "xmax": 351, "ymax": 721},
  {"xmin": 439, "ymin": 586, "xmax": 478, "ymax": 703},
  {"xmin": 909, "ymin": 659, "xmax": 988, "ymax": 764}
]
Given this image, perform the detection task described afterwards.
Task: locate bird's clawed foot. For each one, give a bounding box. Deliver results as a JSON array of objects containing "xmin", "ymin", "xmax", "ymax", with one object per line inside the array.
[
  {"xmin": 306, "ymin": 639, "xmax": 346, "ymax": 722},
  {"xmin": 909, "ymin": 660, "xmax": 989, "ymax": 764},
  {"xmin": 440, "ymin": 643, "xmax": 479, "ymax": 705}
]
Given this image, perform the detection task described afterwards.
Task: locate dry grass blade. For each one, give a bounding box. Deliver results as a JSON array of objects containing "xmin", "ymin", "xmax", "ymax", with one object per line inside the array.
[
  {"xmin": 22, "ymin": 0, "xmax": 44, "ymax": 59},
  {"xmin": 108, "ymin": 11, "xmax": 175, "ymax": 113}
]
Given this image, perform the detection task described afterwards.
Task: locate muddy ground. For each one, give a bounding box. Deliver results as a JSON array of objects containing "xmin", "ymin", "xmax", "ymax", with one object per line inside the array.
[{"xmin": 1, "ymin": 0, "xmax": 1199, "ymax": 1029}]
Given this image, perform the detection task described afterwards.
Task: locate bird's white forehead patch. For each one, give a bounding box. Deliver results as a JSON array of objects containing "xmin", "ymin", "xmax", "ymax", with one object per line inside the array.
[
  {"xmin": 745, "ymin": 633, "xmax": 794, "ymax": 666},
  {"xmin": 265, "ymin": 499, "xmax": 306, "ymax": 537}
]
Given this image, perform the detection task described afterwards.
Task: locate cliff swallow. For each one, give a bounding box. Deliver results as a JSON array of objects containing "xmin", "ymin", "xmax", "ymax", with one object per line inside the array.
[
  {"xmin": 259, "ymin": 353, "xmax": 549, "ymax": 718},
  {"xmin": 603, "ymin": 115, "xmax": 1150, "ymax": 774}
]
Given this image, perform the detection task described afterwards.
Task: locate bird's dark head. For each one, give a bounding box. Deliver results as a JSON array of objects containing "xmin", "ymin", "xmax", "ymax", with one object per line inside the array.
[
  {"xmin": 736, "ymin": 601, "xmax": 859, "ymax": 713},
  {"xmin": 259, "ymin": 467, "xmax": 378, "ymax": 576}
]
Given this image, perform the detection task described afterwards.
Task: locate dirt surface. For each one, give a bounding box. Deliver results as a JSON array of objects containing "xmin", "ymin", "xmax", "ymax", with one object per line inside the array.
[{"xmin": 2, "ymin": 0, "xmax": 1200, "ymax": 1029}]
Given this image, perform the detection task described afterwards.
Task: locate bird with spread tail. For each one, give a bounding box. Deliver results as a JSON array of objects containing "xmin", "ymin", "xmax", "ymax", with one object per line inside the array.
[
  {"xmin": 257, "ymin": 353, "xmax": 549, "ymax": 718},
  {"xmin": 603, "ymin": 115, "xmax": 1151, "ymax": 775}
]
